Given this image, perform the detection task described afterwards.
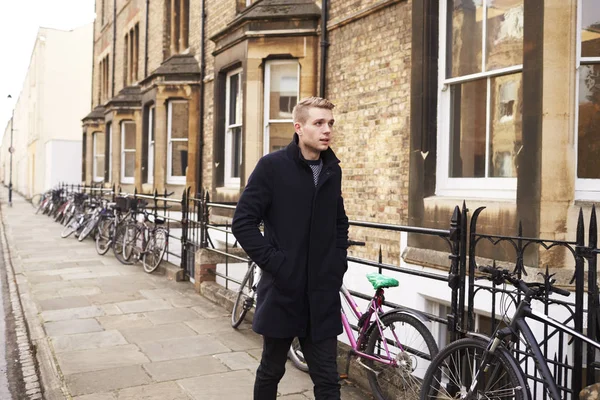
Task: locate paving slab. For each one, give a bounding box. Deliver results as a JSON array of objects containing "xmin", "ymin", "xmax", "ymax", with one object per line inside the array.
[
  {"xmin": 65, "ymin": 365, "xmax": 152, "ymax": 396},
  {"xmin": 142, "ymin": 356, "xmax": 229, "ymax": 382},
  {"xmin": 185, "ymin": 316, "xmax": 245, "ymax": 334},
  {"xmin": 57, "ymin": 345, "xmax": 150, "ymax": 375},
  {"xmin": 97, "ymin": 313, "xmax": 153, "ymax": 330},
  {"xmin": 209, "ymin": 328, "xmax": 263, "ymax": 351},
  {"xmin": 178, "ymin": 370, "xmax": 256, "ymax": 400},
  {"xmin": 38, "ymin": 296, "xmax": 92, "ymax": 311},
  {"xmin": 50, "ymin": 330, "xmax": 128, "ymax": 353},
  {"xmin": 115, "ymin": 299, "xmax": 172, "ymax": 314},
  {"xmin": 120, "ymin": 323, "xmax": 197, "ymax": 344},
  {"xmin": 45, "ymin": 319, "xmax": 104, "ymax": 336},
  {"xmin": 138, "ymin": 335, "xmax": 231, "ymax": 362},
  {"xmin": 213, "ymin": 351, "xmax": 260, "ymax": 371},
  {"xmin": 41, "ymin": 305, "xmax": 105, "ymax": 322},
  {"xmin": 116, "ymin": 382, "xmax": 192, "ymax": 400},
  {"xmin": 144, "ymin": 308, "xmax": 203, "ymax": 325}
]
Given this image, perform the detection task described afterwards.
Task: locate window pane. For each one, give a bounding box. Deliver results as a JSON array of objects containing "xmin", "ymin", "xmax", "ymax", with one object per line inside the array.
[
  {"xmin": 124, "ymin": 152, "xmax": 135, "ymax": 178},
  {"xmin": 94, "ymin": 132, "xmax": 105, "ymax": 156},
  {"xmin": 170, "ymin": 102, "xmax": 188, "ymax": 139},
  {"xmin": 578, "ymin": 65, "xmax": 600, "ymax": 179},
  {"xmin": 171, "ymin": 141, "xmax": 188, "ymax": 177},
  {"xmin": 149, "ymin": 107, "xmax": 155, "ymax": 142},
  {"xmin": 95, "ymin": 156, "xmax": 105, "ymax": 178},
  {"xmin": 123, "ymin": 122, "xmax": 136, "ymax": 150},
  {"xmin": 448, "ymin": 0, "xmax": 484, "ymax": 77},
  {"xmin": 228, "ymin": 73, "xmax": 242, "ymax": 125},
  {"xmin": 268, "ymin": 123, "xmax": 293, "ymax": 153},
  {"xmin": 230, "ymin": 126, "xmax": 241, "ymax": 178},
  {"xmin": 449, "ymin": 79, "xmax": 487, "ymax": 177},
  {"xmin": 489, "ymin": 73, "xmax": 522, "ymax": 177},
  {"xmin": 485, "ymin": 0, "xmax": 523, "ymax": 71},
  {"xmin": 269, "ymin": 63, "xmax": 298, "ymax": 120},
  {"xmin": 581, "ymin": 0, "xmax": 600, "ymax": 58}
]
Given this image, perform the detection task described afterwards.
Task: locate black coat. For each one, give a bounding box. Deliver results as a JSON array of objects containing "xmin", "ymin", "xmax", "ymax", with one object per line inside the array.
[{"xmin": 232, "ymin": 133, "xmax": 349, "ymax": 341}]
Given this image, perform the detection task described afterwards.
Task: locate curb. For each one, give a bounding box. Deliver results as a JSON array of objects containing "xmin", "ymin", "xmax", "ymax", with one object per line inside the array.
[{"xmin": 0, "ymin": 203, "xmax": 69, "ymax": 400}]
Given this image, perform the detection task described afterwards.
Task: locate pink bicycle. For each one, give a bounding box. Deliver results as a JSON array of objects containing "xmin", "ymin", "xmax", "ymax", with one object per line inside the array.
[{"xmin": 289, "ymin": 270, "xmax": 439, "ymax": 400}]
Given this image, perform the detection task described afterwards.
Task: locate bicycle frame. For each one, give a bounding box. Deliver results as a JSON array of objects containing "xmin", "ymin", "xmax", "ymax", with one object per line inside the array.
[
  {"xmin": 479, "ymin": 298, "xmax": 600, "ymax": 400},
  {"xmin": 340, "ymin": 284, "xmax": 400, "ymax": 367}
]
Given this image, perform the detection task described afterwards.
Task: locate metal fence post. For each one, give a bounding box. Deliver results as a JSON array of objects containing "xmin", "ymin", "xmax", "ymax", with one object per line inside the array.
[{"xmin": 181, "ymin": 188, "xmax": 189, "ymax": 275}]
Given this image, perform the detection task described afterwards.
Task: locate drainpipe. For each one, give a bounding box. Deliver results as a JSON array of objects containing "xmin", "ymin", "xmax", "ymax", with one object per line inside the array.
[
  {"xmin": 144, "ymin": 0, "xmax": 149, "ymax": 77},
  {"xmin": 319, "ymin": 0, "xmax": 329, "ymax": 98},
  {"xmin": 112, "ymin": 0, "xmax": 117, "ymax": 97},
  {"xmin": 196, "ymin": 0, "xmax": 206, "ymax": 194}
]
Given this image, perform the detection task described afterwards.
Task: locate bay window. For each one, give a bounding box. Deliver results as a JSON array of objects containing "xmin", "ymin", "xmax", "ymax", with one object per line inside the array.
[
  {"xmin": 225, "ymin": 69, "xmax": 243, "ymax": 187},
  {"xmin": 264, "ymin": 60, "xmax": 299, "ymax": 154},
  {"xmin": 167, "ymin": 100, "xmax": 189, "ymax": 184},
  {"xmin": 120, "ymin": 121, "xmax": 136, "ymax": 184}
]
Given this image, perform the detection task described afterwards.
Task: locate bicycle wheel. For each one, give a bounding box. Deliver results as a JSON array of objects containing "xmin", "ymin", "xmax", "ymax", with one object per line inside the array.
[
  {"xmin": 78, "ymin": 214, "xmax": 99, "ymax": 242},
  {"xmin": 60, "ymin": 216, "xmax": 79, "ymax": 238},
  {"xmin": 420, "ymin": 338, "xmax": 529, "ymax": 400},
  {"xmin": 113, "ymin": 223, "xmax": 134, "ymax": 265},
  {"xmin": 142, "ymin": 229, "xmax": 167, "ymax": 273},
  {"xmin": 35, "ymin": 198, "xmax": 47, "ymax": 214},
  {"xmin": 231, "ymin": 262, "xmax": 260, "ymax": 329},
  {"xmin": 123, "ymin": 224, "xmax": 142, "ymax": 262},
  {"xmin": 30, "ymin": 194, "xmax": 42, "ymax": 209},
  {"xmin": 364, "ymin": 312, "xmax": 439, "ymax": 400},
  {"xmin": 288, "ymin": 338, "xmax": 309, "ymax": 372},
  {"xmin": 95, "ymin": 218, "xmax": 113, "ymax": 255}
]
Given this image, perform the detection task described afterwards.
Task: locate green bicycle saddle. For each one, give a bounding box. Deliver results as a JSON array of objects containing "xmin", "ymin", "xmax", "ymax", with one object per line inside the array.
[{"xmin": 366, "ymin": 272, "xmax": 399, "ymax": 289}]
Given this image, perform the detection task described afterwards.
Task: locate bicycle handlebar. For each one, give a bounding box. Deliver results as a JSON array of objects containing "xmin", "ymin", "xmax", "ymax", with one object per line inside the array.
[{"xmin": 478, "ymin": 265, "xmax": 570, "ymax": 298}]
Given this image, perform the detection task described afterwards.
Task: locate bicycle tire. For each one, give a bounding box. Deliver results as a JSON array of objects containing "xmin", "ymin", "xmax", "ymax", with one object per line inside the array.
[
  {"xmin": 123, "ymin": 224, "xmax": 142, "ymax": 262},
  {"xmin": 420, "ymin": 338, "xmax": 529, "ymax": 400},
  {"xmin": 142, "ymin": 229, "xmax": 167, "ymax": 273},
  {"xmin": 35, "ymin": 198, "xmax": 46, "ymax": 214},
  {"xmin": 364, "ymin": 312, "xmax": 438, "ymax": 400},
  {"xmin": 30, "ymin": 194, "xmax": 42, "ymax": 209},
  {"xmin": 60, "ymin": 217, "xmax": 78, "ymax": 238},
  {"xmin": 78, "ymin": 214, "xmax": 99, "ymax": 242},
  {"xmin": 231, "ymin": 263, "xmax": 258, "ymax": 329},
  {"xmin": 95, "ymin": 218, "xmax": 113, "ymax": 255},
  {"xmin": 288, "ymin": 338, "xmax": 309, "ymax": 372},
  {"xmin": 112, "ymin": 223, "xmax": 134, "ymax": 265}
]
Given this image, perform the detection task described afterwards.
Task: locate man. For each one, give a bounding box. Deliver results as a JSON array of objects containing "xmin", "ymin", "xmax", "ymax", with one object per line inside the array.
[{"xmin": 232, "ymin": 97, "xmax": 349, "ymax": 400}]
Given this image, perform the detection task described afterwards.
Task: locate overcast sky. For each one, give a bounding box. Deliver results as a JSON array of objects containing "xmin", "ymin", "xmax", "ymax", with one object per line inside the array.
[{"xmin": 0, "ymin": 0, "xmax": 95, "ymax": 137}]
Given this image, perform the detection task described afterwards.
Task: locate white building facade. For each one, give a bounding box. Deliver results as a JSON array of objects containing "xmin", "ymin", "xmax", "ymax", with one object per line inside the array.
[{"xmin": 1, "ymin": 24, "xmax": 92, "ymax": 197}]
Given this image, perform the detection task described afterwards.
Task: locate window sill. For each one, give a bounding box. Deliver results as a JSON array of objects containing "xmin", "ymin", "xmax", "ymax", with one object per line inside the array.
[
  {"xmin": 166, "ymin": 178, "xmax": 186, "ymax": 185},
  {"xmin": 121, "ymin": 178, "xmax": 134, "ymax": 185}
]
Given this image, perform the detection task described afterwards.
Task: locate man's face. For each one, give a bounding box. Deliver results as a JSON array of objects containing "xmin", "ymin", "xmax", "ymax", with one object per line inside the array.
[{"xmin": 295, "ymin": 107, "xmax": 335, "ymax": 160}]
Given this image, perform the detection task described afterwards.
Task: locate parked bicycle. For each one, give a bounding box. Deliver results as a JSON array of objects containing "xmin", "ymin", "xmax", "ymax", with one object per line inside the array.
[
  {"xmin": 232, "ymin": 241, "xmax": 439, "ymax": 400},
  {"xmin": 419, "ymin": 265, "xmax": 594, "ymax": 400},
  {"xmin": 121, "ymin": 207, "xmax": 169, "ymax": 273}
]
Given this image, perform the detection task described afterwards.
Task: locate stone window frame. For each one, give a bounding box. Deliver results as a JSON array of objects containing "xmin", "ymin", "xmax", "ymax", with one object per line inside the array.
[
  {"xmin": 123, "ymin": 24, "xmax": 140, "ymax": 87},
  {"xmin": 92, "ymin": 131, "xmax": 105, "ymax": 183},
  {"xmin": 263, "ymin": 59, "xmax": 300, "ymax": 155},
  {"xmin": 166, "ymin": 0, "xmax": 190, "ymax": 57},
  {"xmin": 167, "ymin": 100, "xmax": 189, "ymax": 185},
  {"xmin": 144, "ymin": 104, "xmax": 155, "ymax": 184},
  {"xmin": 574, "ymin": 0, "xmax": 600, "ymax": 200},
  {"xmin": 225, "ymin": 68, "xmax": 243, "ymax": 188},
  {"xmin": 99, "ymin": 55, "xmax": 110, "ymax": 104},
  {"xmin": 120, "ymin": 120, "xmax": 136, "ymax": 184},
  {"xmin": 105, "ymin": 122, "xmax": 113, "ymax": 183},
  {"xmin": 436, "ymin": 0, "xmax": 524, "ymax": 200}
]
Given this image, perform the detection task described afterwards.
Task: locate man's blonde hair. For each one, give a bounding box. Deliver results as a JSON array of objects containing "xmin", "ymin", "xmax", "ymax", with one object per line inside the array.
[{"xmin": 292, "ymin": 97, "xmax": 335, "ymax": 124}]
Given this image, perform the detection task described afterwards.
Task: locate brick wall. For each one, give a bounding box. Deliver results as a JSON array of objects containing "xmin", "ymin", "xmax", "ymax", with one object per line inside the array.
[
  {"xmin": 114, "ymin": 0, "xmax": 144, "ymax": 94},
  {"xmin": 93, "ymin": 0, "xmax": 115, "ymax": 108},
  {"xmin": 146, "ymin": 0, "xmax": 165, "ymax": 75},
  {"xmin": 327, "ymin": 0, "xmax": 412, "ymax": 263},
  {"xmin": 199, "ymin": 0, "xmax": 238, "ymax": 192}
]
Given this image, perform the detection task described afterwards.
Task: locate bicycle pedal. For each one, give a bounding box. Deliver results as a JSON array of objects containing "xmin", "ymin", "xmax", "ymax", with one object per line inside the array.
[
  {"xmin": 338, "ymin": 374, "xmax": 348, "ymax": 380},
  {"xmin": 356, "ymin": 358, "xmax": 380, "ymax": 375}
]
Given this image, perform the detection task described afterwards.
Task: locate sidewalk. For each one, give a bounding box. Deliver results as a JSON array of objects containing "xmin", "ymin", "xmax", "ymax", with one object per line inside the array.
[{"xmin": 0, "ymin": 188, "xmax": 370, "ymax": 400}]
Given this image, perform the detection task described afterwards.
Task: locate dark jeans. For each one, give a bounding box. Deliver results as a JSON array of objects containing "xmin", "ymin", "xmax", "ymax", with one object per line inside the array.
[{"xmin": 254, "ymin": 335, "xmax": 340, "ymax": 400}]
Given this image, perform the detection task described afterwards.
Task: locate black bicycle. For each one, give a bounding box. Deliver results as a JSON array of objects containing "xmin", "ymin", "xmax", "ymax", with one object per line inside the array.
[{"xmin": 420, "ymin": 265, "xmax": 600, "ymax": 400}]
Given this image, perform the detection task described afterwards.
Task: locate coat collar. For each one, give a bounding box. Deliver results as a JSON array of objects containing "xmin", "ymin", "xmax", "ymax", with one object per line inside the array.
[{"xmin": 286, "ymin": 132, "xmax": 340, "ymax": 167}]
